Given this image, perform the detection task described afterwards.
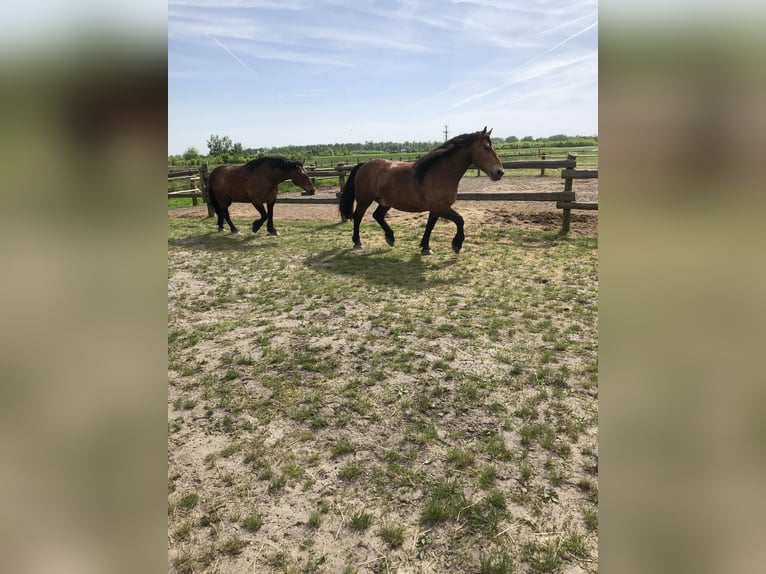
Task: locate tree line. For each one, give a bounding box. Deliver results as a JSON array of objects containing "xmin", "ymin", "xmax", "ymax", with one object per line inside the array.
[{"xmin": 170, "ymin": 133, "xmax": 598, "ymax": 166}]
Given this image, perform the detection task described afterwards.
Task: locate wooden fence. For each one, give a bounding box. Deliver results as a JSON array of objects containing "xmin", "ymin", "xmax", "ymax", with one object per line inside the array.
[{"xmin": 168, "ymin": 152, "xmax": 597, "ymax": 233}]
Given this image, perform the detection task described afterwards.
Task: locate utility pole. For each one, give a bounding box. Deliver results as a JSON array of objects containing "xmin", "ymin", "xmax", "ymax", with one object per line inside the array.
[{"xmin": 443, "ymin": 124, "xmax": 449, "ymax": 142}]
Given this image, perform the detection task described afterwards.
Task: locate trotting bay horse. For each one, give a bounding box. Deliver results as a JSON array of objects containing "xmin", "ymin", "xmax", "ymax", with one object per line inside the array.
[
  {"xmin": 338, "ymin": 127, "xmax": 504, "ymax": 254},
  {"xmin": 207, "ymin": 156, "xmax": 316, "ymax": 235}
]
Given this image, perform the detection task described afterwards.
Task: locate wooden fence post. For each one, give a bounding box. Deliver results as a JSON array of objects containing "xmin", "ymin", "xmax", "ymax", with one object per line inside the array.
[
  {"xmin": 540, "ymin": 152, "xmax": 546, "ymax": 176},
  {"xmin": 337, "ymin": 162, "xmax": 346, "ymax": 190},
  {"xmin": 198, "ymin": 162, "xmax": 214, "ymax": 217},
  {"xmin": 560, "ymin": 152, "xmax": 577, "ymax": 234}
]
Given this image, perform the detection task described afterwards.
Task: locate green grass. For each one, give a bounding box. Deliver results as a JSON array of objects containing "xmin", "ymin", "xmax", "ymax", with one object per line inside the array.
[
  {"xmin": 349, "ymin": 510, "xmax": 374, "ymax": 530},
  {"xmin": 479, "ymin": 553, "xmax": 514, "ymax": 574},
  {"xmin": 242, "ymin": 513, "xmax": 264, "ymax": 532},
  {"xmin": 379, "ymin": 523, "xmax": 405, "ymax": 547},
  {"xmin": 168, "ymin": 216, "xmax": 597, "ymax": 573}
]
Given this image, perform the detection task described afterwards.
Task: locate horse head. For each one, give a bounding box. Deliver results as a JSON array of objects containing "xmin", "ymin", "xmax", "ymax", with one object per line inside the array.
[{"xmin": 471, "ymin": 127, "xmax": 504, "ymax": 181}]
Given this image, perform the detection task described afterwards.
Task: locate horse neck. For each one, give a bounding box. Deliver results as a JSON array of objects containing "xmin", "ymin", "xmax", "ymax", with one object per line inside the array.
[
  {"xmin": 263, "ymin": 167, "xmax": 290, "ymax": 186},
  {"xmin": 436, "ymin": 146, "xmax": 474, "ymax": 184}
]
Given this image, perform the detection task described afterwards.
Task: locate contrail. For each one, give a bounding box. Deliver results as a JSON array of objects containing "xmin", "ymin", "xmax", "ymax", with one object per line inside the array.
[
  {"xmin": 450, "ymin": 19, "xmax": 598, "ymax": 110},
  {"xmin": 210, "ymin": 35, "xmax": 254, "ymax": 72}
]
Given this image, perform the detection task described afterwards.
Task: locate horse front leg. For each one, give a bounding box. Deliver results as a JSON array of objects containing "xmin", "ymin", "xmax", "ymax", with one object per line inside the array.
[
  {"xmin": 442, "ymin": 208, "xmax": 465, "ymax": 253},
  {"xmin": 265, "ymin": 200, "xmax": 278, "ymax": 235},
  {"xmin": 419, "ymin": 212, "xmax": 440, "ymax": 255},
  {"xmin": 252, "ymin": 203, "xmax": 267, "ymax": 233}
]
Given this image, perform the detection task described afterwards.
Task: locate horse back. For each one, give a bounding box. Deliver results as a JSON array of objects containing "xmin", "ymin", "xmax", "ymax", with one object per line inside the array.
[
  {"xmin": 357, "ymin": 160, "xmax": 454, "ymax": 213},
  {"xmin": 209, "ymin": 164, "xmax": 274, "ymax": 204}
]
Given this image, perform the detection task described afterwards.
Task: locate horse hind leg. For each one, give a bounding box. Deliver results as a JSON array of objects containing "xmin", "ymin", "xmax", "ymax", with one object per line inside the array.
[
  {"xmin": 265, "ymin": 200, "xmax": 278, "ymax": 236},
  {"xmin": 372, "ymin": 205, "xmax": 395, "ymax": 247},
  {"xmin": 222, "ymin": 205, "xmax": 238, "ymax": 233},
  {"xmin": 419, "ymin": 213, "xmax": 440, "ymax": 255},
  {"xmin": 251, "ymin": 203, "xmax": 267, "ymax": 234},
  {"xmin": 351, "ymin": 198, "xmax": 373, "ymax": 249}
]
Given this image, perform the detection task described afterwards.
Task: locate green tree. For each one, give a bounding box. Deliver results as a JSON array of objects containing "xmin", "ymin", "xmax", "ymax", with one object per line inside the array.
[
  {"xmin": 207, "ymin": 134, "xmax": 235, "ymax": 156},
  {"xmin": 182, "ymin": 146, "xmax": 200, "ymax": 161}
]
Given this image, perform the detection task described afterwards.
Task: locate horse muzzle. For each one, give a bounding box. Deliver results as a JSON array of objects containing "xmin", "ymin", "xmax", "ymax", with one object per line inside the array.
[{"xmin": 490, "ymin": 168, "xmax": 504, "ymax": 181}]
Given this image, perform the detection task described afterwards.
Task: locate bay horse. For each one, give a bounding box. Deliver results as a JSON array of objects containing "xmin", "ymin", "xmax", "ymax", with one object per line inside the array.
[
  {"xmin": 207, "ymin": 156, "xmax": 316, "ymax": 235},
  {"xmin": 338, "ymin": 127, "xmax": 504, "ymax": 254}
]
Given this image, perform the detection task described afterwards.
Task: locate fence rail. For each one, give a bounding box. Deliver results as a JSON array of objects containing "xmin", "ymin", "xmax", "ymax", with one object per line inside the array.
[{"xmin": 168, "ymin": 152, "xmax": 598, "ymax": 232}]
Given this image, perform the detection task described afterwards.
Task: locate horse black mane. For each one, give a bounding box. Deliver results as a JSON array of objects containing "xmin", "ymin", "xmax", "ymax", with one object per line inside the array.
[
  {"xmin": 244, "ymin": 156, "xmax": 303, "ymax": 171},
  {"xmin": 413, "ymin": 131, "xmax": 486, "ymax": 183}
]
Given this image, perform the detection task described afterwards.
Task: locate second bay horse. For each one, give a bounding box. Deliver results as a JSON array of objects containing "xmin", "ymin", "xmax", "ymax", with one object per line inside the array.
[
  {"xmin": 338, "ymin": 127, "xmax": 504, "ymax": 254},
  {"xmin": 208, "ymin": 156, "xmax": 316, "ymax": 235}
]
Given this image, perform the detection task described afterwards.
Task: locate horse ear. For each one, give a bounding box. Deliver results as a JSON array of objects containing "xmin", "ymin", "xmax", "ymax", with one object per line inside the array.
[
  {"xmin": 487, "ymin": 128, "xmax": 493, "ymax": 136},
  {"xmin": 482, "ymin": 126, "xmax": 487, "ymax": 134}
]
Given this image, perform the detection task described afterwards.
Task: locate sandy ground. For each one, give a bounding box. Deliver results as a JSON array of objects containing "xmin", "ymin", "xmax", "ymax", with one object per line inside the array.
[{"xmin": 168, "ymin": 173, "xmax": 599, "ymax": 573}]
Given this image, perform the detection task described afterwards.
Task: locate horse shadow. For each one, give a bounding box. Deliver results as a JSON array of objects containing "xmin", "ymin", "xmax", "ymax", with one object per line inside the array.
[
  {"xmin": 303, "ymin": 247, "xmax": 459, "ymax": 289},
  {"xmin": 168, "ymin": 229, "xmax": 283, "ymax": 253}
]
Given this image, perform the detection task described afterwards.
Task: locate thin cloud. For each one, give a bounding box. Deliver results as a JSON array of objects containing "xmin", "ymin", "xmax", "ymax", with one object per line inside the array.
[
  {"xmin": 211, "ymin": 35, "xmax": 255, "ymax": 73},
  {"xmin": 450, "ymin": 20, "xmax": 597, "ymax": 110}
]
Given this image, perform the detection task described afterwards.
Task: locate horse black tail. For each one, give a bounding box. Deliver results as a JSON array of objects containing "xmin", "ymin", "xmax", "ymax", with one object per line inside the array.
[
  {"xmin": 339, "ymin": 163, "xmax": 362, "ymax": 220},
  {"xmin": 206, "ymin": 169, "xmax": 223, "ymax": 221}
]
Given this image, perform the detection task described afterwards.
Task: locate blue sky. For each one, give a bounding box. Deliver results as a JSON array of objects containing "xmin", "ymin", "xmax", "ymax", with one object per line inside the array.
[{"xmin": 168, "ymin": 0, "xmax": 598, "ymax": 155}]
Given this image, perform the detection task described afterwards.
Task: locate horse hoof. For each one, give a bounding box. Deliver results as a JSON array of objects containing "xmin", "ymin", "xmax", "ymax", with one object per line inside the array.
[
  {"xmin": 353, "ymin": 243, "xmax": 362, "ymax": 250},
  {"xmin": 421, "ymin": 248, "xmax": 433, "ymax": 256},
  {"xmin": 386, "ymin": 237, "xmax": 395, "ymax": 247},
  {"xmin": 452, "ymin": 242, "xmax": 462, "ymax": 254},
  {"xmin": 268, "ymin": 230, "xmax": 279, "ymax": 236}
]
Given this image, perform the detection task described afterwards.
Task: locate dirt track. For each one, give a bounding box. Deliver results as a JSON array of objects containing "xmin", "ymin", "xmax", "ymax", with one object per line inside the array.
[{"xmin": 168, "ymin": 175, "xmax": 598, "ymax": 236}]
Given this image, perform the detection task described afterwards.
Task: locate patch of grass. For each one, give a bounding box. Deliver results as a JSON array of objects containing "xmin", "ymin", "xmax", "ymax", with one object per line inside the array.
[
  {"xmin": 338, "ymin": 463, "xmax": 363, "ymax": 482},
  {"xmin": 485, "ymin": 489, "xmax": 506, "ymax": 510},
  {"xmin": 307, "ymin": 511, "xmax": 322, "ymax": 529},
  {"xmin": 522, "ymin": 539, "xmax": 563, "ymax": 573},
  {"xmin": 446, "ymin": 447, "xmax": 475, "ymax": 469},
  {"xmin": 331, "ymin": 437, "xmax": 356, "ymax": 458},
  {"xmin": 519, "ymin": 464, "xmax": 533, "ymax": 487},
  {"xmin": 482, "ymin": 433, "xmax": 514, "ymax": 461},
  {"xmin": 220, "ymin": 536, "xmax": 246, "ymax": 556},
  {"xmin": 175, "ymin": 519, "xmax": 193, "ymax": 540},
  {"xmin": 177, "ymin": 492, "xmax": 199, "ymax": 510},
  {"xmin": 479, "ymin": 552, "xmax": 514, "ymax": 574},
  {"xmin": 561, "ymin": 531, "xmax": 589, "ymax": 559},
  {"xmin": 379, "ymin": 522, "xmax": 405, "ymax": 547},
  {"xmin": 349, "ymin": 510, "xmax": 373, "ymax": 530},
  {"xmin": 172, "ymin": 550, "xmax": 194, "ymax": 574},
  {"xmin": 582, "ymin": 507, "xmax": 598, "ymax": 532},
  {"xmin": 268, "ymin": 474, "xmax": 287, "ymax": 493},
  {"xmin": 242, "ymin": 512, "xmax": 264, "ymax": 532},
  {"xmin": 421, "ymin": 481, "xmax": 466, "ymax": 525},
  {"xmin": 203, "ymin": 453, "xmax": 217, "ymax": 469},
  {"xmin": 463, "ymin": 499, "xmax": 503, "ymax": 535},
  {"xmin": 477, "ymin": 465, "xmax": 497, "ymax": 489},
  {"xmin": 173, "ymin": 397, "xmax": 197, "ymax": 410},
  {"xmin": 577, "ymin": 478, "xmax": 599, "ymax": 504}
]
